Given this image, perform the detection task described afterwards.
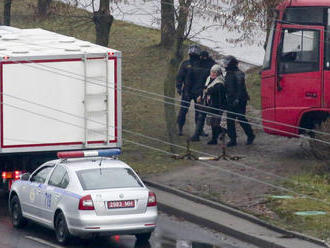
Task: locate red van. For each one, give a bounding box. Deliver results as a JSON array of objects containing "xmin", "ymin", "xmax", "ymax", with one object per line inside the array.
[{"xmin": 261, "ymin": 0, "xmax": 330, "ymax": 154}]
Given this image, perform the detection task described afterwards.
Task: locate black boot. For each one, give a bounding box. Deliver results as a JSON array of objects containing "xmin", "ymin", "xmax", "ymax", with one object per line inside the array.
[
  {"xmin": 190, "ymin": 116, "xmax": 205, "ymax": 141},
  {"xmin": 227, "ymin": 140, "xmax": 237, "ymax": 147},
  {"xmin": 178, "ymin": 125, "xmax": 183, "ymax": 136},
  {"xmin": 207, "ymin": 127, "xmax": 221, "ymax": 145},
  {"xmin": 201, "ymin": 130, "xmax": 208, "ymax": 137},
  {"xmin": 246, "ymin": 134, "xmax": 255, "ymax": 145}
]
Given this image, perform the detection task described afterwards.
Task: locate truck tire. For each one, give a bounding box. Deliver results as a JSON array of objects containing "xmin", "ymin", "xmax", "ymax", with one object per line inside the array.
[
  {"xmin": 310, "ymin": 118, "xmax": 330, "ymax": 160},
  {"xmin": 135, "ymin": 232, "xmax": 151, "ymax": 242},
  {"xmin": 55, "ymin": 212, "xmax": 71, "ymax": 244},
  {"xmin": 10, "ymin": 195, "xmax": 27, "ymax": 228}
]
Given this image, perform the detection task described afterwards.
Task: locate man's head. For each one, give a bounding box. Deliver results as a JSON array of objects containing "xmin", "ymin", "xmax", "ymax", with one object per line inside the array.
[
  {"xmin": 210, "ymin": 64, "xmax": 222, "ymax": 79},
  {"xmin": 223, "ymin": 55, "xmax": 238, "ymax": 70},
  {"xmin": 200, "ymin": 50, "xmax": 209, "ymax": 60},
  {"xmin": 188, "ymin": 44, "xmax": 201, "ymax": 57}
]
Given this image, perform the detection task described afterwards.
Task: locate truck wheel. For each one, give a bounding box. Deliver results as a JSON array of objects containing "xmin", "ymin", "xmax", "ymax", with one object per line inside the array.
[
  {"xmin": 310, "ymin": 118, "xmax": 330, "ymax": 160},
  {"xmin": 135, "ymin": 232, "xmax": 151, "ymax": 242},
  {"xmin": 10, "ymin": 195, "xmax": 27, "ymax": 228},
  {"xmin": 55, "ymin": 212, "xmax": 71, "ymax": 244}
]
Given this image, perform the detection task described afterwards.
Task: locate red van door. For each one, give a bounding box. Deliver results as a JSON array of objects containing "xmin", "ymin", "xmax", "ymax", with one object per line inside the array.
[{"xmin": 275, "ymin": 25, "xmax": 324, "ymax": 135}]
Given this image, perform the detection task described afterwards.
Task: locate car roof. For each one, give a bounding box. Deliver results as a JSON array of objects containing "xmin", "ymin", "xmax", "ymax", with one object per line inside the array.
[{"xmin": 47, "ymin": 158, "xmax": 131, "ymax": 172}]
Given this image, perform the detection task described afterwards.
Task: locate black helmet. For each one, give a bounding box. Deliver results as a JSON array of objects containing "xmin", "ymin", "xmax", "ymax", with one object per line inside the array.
[
  {"xmin": 223, "ymin": 55, "xmax": 238, "ymax": 68},
  {"xmin": 188, "ymin": 44, "xmax": 201, "ymax": 56}
]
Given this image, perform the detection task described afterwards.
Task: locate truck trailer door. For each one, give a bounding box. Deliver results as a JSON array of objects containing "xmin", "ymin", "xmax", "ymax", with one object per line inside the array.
[{"xmin": 275, "ymin": 25, "xmax": 324, "ymax": 135}]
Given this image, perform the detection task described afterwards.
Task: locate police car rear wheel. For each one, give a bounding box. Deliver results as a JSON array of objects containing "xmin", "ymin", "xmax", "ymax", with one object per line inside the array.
[
  {"xmin": 135, "ymin": 232, "xmax": 151, "ymax": 242},
  {"xmin": 10, "ymin": 196, "xmax": 27, "ymax": 228},
  {"xmin": 55, "ymin": 212, "xmax": 71, "ymax": 244}
]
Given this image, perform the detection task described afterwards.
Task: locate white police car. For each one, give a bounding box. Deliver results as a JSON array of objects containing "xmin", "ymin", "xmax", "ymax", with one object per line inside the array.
[{"xmin": 9, "ymin": 149, "xmax": 157, "ymax": 244}]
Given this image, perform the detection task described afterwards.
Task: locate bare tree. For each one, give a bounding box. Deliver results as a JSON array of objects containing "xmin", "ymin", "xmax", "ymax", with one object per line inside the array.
[
  {"xmin": 163, "ymin": 0, "xmax": 193, "ymax": 152},
  {"xmin": 4, "ymin": 0, "xmax": 12, "ymax": 26},
  {"xmin": 38, "ymin": 0, "xmax": 52, "ymax": 17},
  {"xmin": 219, "ymin": 0, "xmax": 283, "ymax": 47},
  {"xmin": 92, "ymin": 0, "xmax": 114, "ymax": 47}
]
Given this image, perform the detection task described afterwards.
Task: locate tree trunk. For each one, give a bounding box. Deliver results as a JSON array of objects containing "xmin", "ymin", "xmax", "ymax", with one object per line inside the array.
[
  {"xmin": 163, "ymin": 0, "xmax": 191, "ymax": 153},
  {"xmin": 160, "ymin": 0, "xmax": 175, "ymax": 48},
  {"xmin": 164, "ymin": 52, "xmax": 180, "ymax": 153},
  {"xmin": 93, "ymin": 0, "xmax": 114, "ymax": 47},
  {"xmin": 4, "ymin": 0, "xmax": 12, "ymax": 26},
  {"xmin": 38, "ymin": 0, "xmax": 52, "ymax": 17}
]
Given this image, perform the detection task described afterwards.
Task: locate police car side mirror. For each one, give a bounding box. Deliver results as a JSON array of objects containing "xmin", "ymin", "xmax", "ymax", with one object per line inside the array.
[{"xmin": 21, "ymin": 173, "xmax": 31, "ymax": 181}]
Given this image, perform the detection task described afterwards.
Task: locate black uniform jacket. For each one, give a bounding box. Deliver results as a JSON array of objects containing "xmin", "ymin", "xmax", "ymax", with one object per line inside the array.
[
  {"xmin": 176, "ymin": 57, "xmax": 200, "ymax": 93},
  {"xmin": 224, "ymin": 68, "xmax": 249, "ymax": 105}
]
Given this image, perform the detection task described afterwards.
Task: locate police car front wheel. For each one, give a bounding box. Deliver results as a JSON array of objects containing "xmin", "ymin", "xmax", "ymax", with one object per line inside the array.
[{"xmin": 10, "ymin": 195, "xmax": 27, "ymax": 228}]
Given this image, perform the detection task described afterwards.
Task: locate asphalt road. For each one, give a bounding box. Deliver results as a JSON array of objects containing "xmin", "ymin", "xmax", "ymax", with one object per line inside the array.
[{"xmin": 0, "ymin": 190, "xmax": 257, "ymax": 248}]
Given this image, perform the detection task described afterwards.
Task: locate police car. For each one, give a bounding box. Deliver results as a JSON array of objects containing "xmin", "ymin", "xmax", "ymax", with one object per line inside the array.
[{"xmin": 8, "ymin": 149, "xmax": 157, "ymax": 244}]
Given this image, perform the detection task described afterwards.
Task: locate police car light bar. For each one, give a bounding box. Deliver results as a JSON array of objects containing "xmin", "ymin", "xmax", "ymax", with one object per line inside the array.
[{"xmin": 57, "ymin": 149, "xmax": 121, "ymax": 159}]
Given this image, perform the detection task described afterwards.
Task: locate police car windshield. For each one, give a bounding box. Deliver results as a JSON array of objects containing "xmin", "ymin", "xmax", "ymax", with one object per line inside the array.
[{"xmin": 76, "ymin": 168, "xmax": 143, "ymax": 190}]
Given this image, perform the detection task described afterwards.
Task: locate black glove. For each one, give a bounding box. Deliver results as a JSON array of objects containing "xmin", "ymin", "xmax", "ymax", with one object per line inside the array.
[
  {"xmin": 233, "ymin": 99, "xmax": 240, "ymax": 107},
  {"xmin": 177, "ymin": 88, "xmax": 182, "ymax": 96}
]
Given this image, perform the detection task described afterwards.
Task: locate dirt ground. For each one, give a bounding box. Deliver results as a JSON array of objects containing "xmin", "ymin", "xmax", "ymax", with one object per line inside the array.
[{"xmin": 145, "ymin": 105, "xmax": 320, "ymax": 219}]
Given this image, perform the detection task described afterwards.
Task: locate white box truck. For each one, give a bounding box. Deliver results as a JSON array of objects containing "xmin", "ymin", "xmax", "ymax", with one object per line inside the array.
[{"xmin": 0, "ymin": 26, "xmax": 122, "ymax": 190}]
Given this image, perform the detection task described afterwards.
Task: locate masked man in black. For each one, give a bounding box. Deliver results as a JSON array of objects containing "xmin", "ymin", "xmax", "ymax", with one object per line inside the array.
[
  {"xmin": 190, "ymin": 64, "xmax": 226, "ymax": 144},
  {"xmin": 176, "ymin": 44, "xmax": 202, "ymax": 136},
  {"xmin": 223, "ymin": 56, "xmax": 255, "ymax": 147}
]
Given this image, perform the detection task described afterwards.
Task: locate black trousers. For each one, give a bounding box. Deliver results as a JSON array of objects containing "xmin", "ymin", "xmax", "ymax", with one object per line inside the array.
[
  {"xmin": 227, "ymin": 101, "xmax": 254, "ymax": 141},
  {"xmin": 177, "ymin": 93, "xmax": 199, "ymax": 128}
]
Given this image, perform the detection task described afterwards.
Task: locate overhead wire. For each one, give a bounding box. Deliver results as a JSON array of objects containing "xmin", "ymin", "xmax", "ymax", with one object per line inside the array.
[
  {"xmin": 1, "ymin": 50, "xmax": 329, "ymax": 142},
  {"xmin": 1, "ymin": 21, "xmax": 330, "ymax": 138},
  {"xmin": 2, "ymin": 92, "xmax": 327, "ymax": 200},
  {"xmin": 2, "ymin": 99, "xmax": 330, "ymax": 206},
  {"xmin": 3, "ymin": 0, "xmax": 329, "ymax": 204},
  {"xmin": 1, "ymin": 53, "xmax": 330, "ymax": 148}
]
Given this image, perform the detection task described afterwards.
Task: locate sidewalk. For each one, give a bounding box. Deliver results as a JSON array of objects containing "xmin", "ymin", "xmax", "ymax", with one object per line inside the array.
[{"xmin": 145, "ymin": 180, "xmax": 329, "ymax": 248}]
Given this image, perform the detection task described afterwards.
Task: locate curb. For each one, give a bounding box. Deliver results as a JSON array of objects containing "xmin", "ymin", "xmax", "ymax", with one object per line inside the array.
[{"xmin": 144, "ymin": 179, "xmax": 329, "ymax": 248}]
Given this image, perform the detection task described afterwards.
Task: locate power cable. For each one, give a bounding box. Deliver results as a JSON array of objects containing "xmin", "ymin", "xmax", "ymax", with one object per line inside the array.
[
  {"xmin": 1, "ymin": 55, "xmax": 330, "ymax": 148},
  {"xmin": 3, "ymin": 101, "xmax": 330, "ymax": 206},
  {"xmin": 2, "ymin": 93, "xmax": 327, "ymax": 197},
  {"xmin": 1, "ymin": 52, "xmax": 329, "ymax": 143}
]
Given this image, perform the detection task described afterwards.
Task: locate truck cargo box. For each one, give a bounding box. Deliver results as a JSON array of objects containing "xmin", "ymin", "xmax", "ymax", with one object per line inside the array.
[{"xmin": 0, "ymin": 27, "xmax": 122, "ymax": 153}]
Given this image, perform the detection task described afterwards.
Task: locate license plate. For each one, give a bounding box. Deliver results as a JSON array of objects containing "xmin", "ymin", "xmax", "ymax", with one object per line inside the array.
[{"xmin": 107, "ymin": 200, "xmax": 135, "ymax": 209}]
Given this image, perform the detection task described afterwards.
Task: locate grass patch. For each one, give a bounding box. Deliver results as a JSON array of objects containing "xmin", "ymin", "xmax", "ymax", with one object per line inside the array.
[
  {"xmin": 246, "ymin": 68, "xmax": 261, "ymax": 110},
  {"xmin": 267, "ymin": 174, "xmax": 330, "ymax": 240}
]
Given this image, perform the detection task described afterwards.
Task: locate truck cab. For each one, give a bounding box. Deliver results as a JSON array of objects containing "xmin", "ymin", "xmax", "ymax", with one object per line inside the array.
[{"xmin": 261, "ymin": 0, "xmax": 330, "ymax": 137}]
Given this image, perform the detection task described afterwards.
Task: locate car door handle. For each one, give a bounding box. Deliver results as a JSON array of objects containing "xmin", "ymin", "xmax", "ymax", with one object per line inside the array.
[
  {"xmin": 37, "ymin": 189, "xmax": 41, "ymax": 194},
  {"xmin": 54, "ymin": 193, "xmax": 61, "ymax": 199}
]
